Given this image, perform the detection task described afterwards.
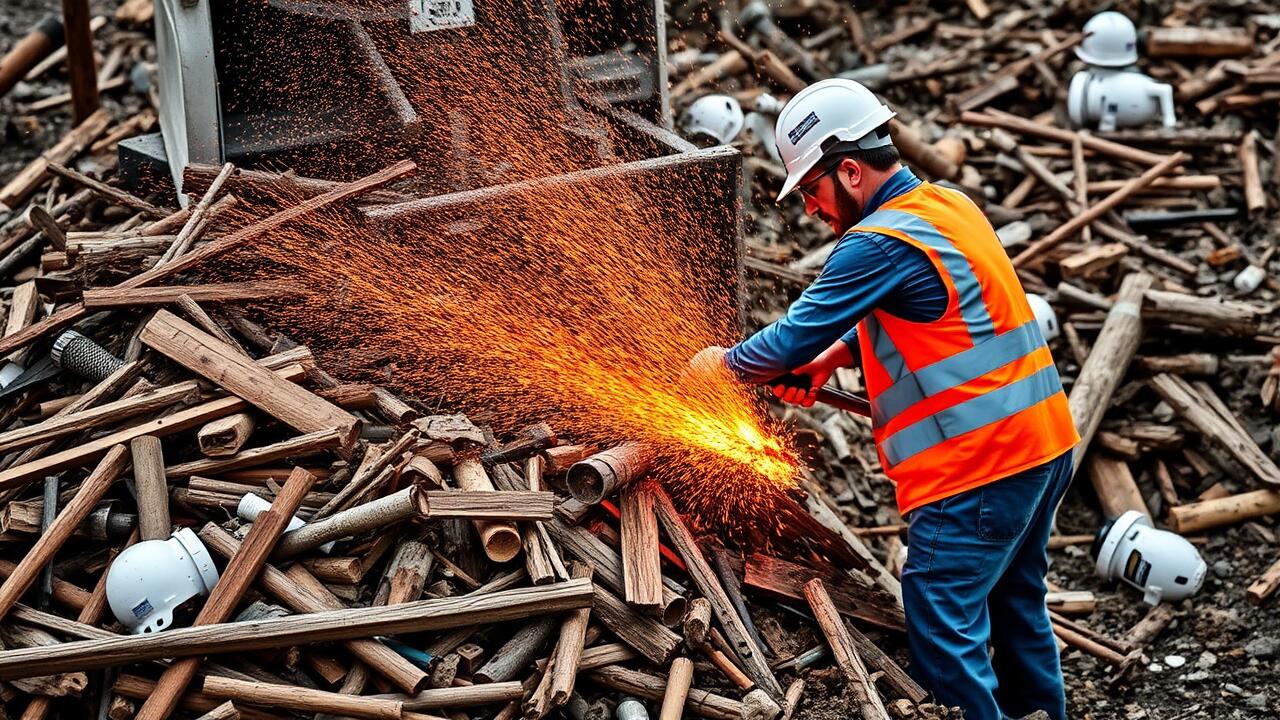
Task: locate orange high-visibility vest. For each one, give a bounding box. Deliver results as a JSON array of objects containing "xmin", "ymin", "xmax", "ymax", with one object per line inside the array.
[{"xmin": 852, "ymin": 181, "xmax": 1079, "ymax": 515}]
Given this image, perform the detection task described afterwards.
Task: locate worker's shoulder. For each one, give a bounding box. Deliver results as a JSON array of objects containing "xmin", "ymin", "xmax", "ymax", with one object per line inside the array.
[{"xmin": 831, "ymin": 227, "xmax": 921, "ymax": 265}]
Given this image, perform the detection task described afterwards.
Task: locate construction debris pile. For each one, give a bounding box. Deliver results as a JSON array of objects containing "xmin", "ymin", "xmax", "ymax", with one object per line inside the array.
[{"xmin": 1, "ymin": 0, "xmax": 1280, "ymax": 719}]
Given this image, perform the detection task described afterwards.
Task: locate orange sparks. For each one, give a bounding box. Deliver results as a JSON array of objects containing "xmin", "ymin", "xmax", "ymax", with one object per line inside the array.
[{"xmin": 209, "ymin": 0, "xmax": 801, "ymax": 533}]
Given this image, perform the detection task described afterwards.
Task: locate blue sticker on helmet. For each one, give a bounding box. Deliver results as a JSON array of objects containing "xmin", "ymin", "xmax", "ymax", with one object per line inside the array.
[
  {"xmin": 132, "ymin": 599, "xmax": 154, "ymax": 619},
  {"xmin": 787, "ymin": 111, "xmax": 820, "ymax": 145}
]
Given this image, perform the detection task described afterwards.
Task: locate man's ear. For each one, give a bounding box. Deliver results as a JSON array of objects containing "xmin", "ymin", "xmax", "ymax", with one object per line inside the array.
[{"xmin": 839, "ymin": 157, "xmax": 863, "ymax": 187}]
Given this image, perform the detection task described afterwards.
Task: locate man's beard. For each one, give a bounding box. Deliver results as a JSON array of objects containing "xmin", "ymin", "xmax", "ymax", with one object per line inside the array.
[{"xmin": 829, "ymin": 179, "xmax": 863, "ymax": 234}]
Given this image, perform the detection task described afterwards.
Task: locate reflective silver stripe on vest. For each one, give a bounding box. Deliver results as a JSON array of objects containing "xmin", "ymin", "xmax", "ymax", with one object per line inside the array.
[
  {"xmin": 858, "ymin": 209, "xmax": 996, "ymax": 345},
  {"xmin": 864, "ymin": 315, "xmax": 908, "ymax": 382},
  {"xmin": 880, "ymin": 363, "xmax": 1064, "ymax": 467},
  {"xmin": 870, "ymin": 320, "xmax": 1046, "ymax": 426}
]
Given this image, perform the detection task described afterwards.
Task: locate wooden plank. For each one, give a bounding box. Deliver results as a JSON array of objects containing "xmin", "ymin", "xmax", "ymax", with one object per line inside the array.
[
  {"xmin": 130, "ymin": 436, "xmax": 170, "ymax": 540},
  {"xmin": 83, "ymin": 282, "xmax": 299, "ymax": 308},
  {"xmin": 141, "ymin": 309, "xmax": 360, "ymax": 451},
  {"xmin": 0, "ymin": 580, "xmax": 592, "ymax": 679},
  {"xmin": 803, "ymin": 579, "xmax": 888, "ymax": 720},
  {"xmin": 1086, "ymin": 454, "xmax": 1150, "ymax": 521},
  {"xmin": 166, "ymin": 429, "xmax": 342, "ymax": 479},
  {"xmin": 620, "ymin": 481, "xmax": 663, "ymax": 611},
  {"xmin": 0, "ymin": 380, "xmax": 198, "ymax": 456},
  {"xmin": 1146, "ymin": 26, "xmax": 1254, "ymax": 59}
]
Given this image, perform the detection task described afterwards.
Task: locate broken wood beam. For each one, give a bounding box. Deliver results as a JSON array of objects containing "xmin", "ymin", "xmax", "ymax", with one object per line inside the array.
[
  {"xmin": 620, "ymin": 481, "xmax": 663, "ymax": 611},
  {"xmin": 1086, "ymin": 454, "xmax": 1150, "ymax": 521},
  {"xmin": 546, "ymin": 561, "xmax": 592, "ymax": 705},
  {"xmin": 141, "ymin": 309, "xmax": 360, "ymax": 451},
  {"xmin": 0, "ymin": 579, "xmax": 592, "ymax": 680},
  {"xmin": 1067, "ymin": 272, "xmax": 1154, "ymax": 472},
  {"xmin": 1247, "ymin": 555, "xmax": 1280, "ymax": 605},
  {"xmin": 1149, "ymin": 374, "xmax": 1280, "ymax": 487},
  {"xmin": 803, "ymin": 579, "xmax": 889, "ymax": 720},
  {"xmin": 1167, "ymin": 489, "xmax": 1280, "ymax": 534},
  {"xmin": 591, "ymin": 583, "xmax": 681, "ymax": 665},
  {"xmin": 83, "ymin": 282, "xmax": 300, "ymax": 308},
  {"xmin": 130, "ymin": 436, "xmax": 170, "ymax": 540}
]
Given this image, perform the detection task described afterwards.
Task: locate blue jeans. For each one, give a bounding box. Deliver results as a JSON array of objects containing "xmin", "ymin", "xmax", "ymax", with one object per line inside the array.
[{"xmin": 902, "ymin": 450, "xmax": 1073, "ymax": 720}]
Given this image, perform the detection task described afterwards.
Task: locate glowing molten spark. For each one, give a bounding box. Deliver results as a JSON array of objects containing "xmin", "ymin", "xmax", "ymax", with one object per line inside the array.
[{"xmin": 211, "ymin": 0, "xmax": 801, "ymax": 531}]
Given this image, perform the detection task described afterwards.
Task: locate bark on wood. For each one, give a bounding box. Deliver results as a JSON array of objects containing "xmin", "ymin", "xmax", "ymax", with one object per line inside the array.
[
  {"xmin": 194, "ymin": 701, "xmax": 240, "ymax": 720},
  {"xmin": 1167, "ymin": 490, "xmax": 1280, "ymax": 534},
  {"xmin": 620, "ymin": 481, "xmax": 662, "ymax": 611},
  {"xmin": 742, "ymin": 553, "xmax": 904, "ymax": 631},
  {"xmin": 0, "ymin": 624, "xmax": 87, "ymax": 696},
  {"xmin": 0, "ymin": 380, "xmax": 198, "ymax": 456},
  {"xmin": 0, "ymin": 445, "xmax": 128, "ymax": 620},
  {"xmin": 1247, "ymin": 555, "xmax": 1280, "ymax": 605},
  {"xmin": 652, "ymin": 486, "xmax": 782, "ymax": 698},
  {"xmin": 474, "ymin": 618, "xmax": 557, "ymax": 683},
  {"xmin": 83, "ymin": 282, "xmax": 298, "ymax": 308},
  {"xmin": 0, "ymin": 578, "xmax": 592, "ymax": 681},
  {"xmin": 803, "ymin": 579, "xmax": 890, "ymax": 720},
  {"xmin": 169, "ymin": 428, "xmax": 341, "ymax": 479},
  {"xmin": 546, "ymin": 561, "xmax": 592, "ymax": 705},
  {"xmin": 130, "ymin": 435, "xmax": 170, "ymax": 540},
  {"xmin": 591, "ymin": 582, "xmax": 681, "ymax": 665},
  {"xmin": 136, "ymin": 467, "xmax": 318, "ymax": 720},
  {"xmin": 1067, "ymin": 272, "xmax": 1154, "ymax": 472},
  {"xmin": 566, "ymin": 442, "xmax": 652, "ymax": 505},
  {"xmin": 141, "ymin": 309, "xmax": 360, "ymax": 451},
  {"xmin": 202, "ymin": 676, "xmax": 403, "ymax": 720}
]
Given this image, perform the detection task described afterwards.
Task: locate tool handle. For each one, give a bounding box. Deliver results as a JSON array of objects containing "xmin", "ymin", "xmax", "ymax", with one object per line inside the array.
[{"xmin": 768, "ymin": 373, "xmax": 871, "ymax": 418}]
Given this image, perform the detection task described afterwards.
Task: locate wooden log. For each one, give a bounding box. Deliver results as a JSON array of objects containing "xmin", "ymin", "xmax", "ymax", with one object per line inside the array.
[
  {"xmin": 652, "ymin": 486, "xmax": 782, "ymax": 698},
  {"xmin": 1247, "ymin": 555, "xmax": 1280, "ymax": 605},
  {"xmin": 1086, "ymin": 175, "xmax": 1222, "ymax": 194},
  {"xmin": 130, "ymin": 435, "xmax": 170, "ymax": 540},
  {"xmin": 1085, "ymin": 454, "xmax": 1150, "ymax": 521},
  {"xmin": 0, "ymin": 108, "xmax": 109, "ymax": 210},
  {"xmin": 1050, "ymin": 621, "xmax": 1127, "ymax": 666},
  {"xmin": 200, "ymin": 524, "xmax": 428, "ymax": 693},
  {"xmin": 194, "ymin": 701, "xmax": 239, "ymax": 720},
  {"xmin": 546, "ymin": 562, "xmax": 592, "ymax": 705},
  {"xmin": 671, "ymin": 50, "xmax": 748, "ymax": 98},
  {"xmin": 0, "ymin": 560, "xmax": 89, "ymax": 612},
  {"xmin": 60, "ymin": 0, "xmax": 99, "ymax": 121},
  {"xmin": 1120, "ymin": 604, "xmax": 1177, "ymax": 651},
  {"xmin": 659, "ymin": 657, "xmax": 695, "ymax": 720},
  {"xmin": 1167, "ymin": 490, "xmax": 1280, "ymax": 534},
  {"xmin": 453, "ymin": 457, "xmax": 522, "ymax": 562},
  {"xmin": 588, "ymin": 665, "xmax": 743, "ymax": 720},
  {"xmin": 1059, "ymin": 242, "xmax": 1127, "ymax": 278},
  {"xmin": 368, "ymin": 682, "xmax": 524, "ymax": 710},
  {"xmin": 114, "ymin": 675, "xmax": 273, "ymax": 720},
  {"xmin": 1067, "ymin": 272, "xmax": 1153, "ymax": 472},
  {"xmin": 475, "ymin": 618, "xmax": 556, "ymax": 683},
  {"xmin": 0, "ymin": 160, "xmax": 414, "ymax": 360},
  {"xmin": 620, "ymin": 481, "xmax": 662, "ymax": 611},
  {"xmin": 82, "ymin": 282, "xmax": 297, "ymax": 308},
  {"xmin": 591, "ymin": 582, "xmax": 681, "ymax": 665},
  {"xmin": 566, "ymin": 442, "xmax": 652, "ymax": 505},
  {"xmin": 45, "ymin": 162, "xmax": 165, "ymax": 217},
  {"xmin": 1239, "ymin": 132, "xmax": 1267, "ymax": 214},
  {"xmin": 202, "ymin": 676, "xmax": 402, "ymax": 720},
  {"xmin": 0, "ymin": 16, "xmax": 65, "ymax": 98},
  {"xmin": 1013, "ymin": 154, "xmax": 1187, "ymax": 268},
  {"xmin": 141, "ymin": 309, "xmax": 360, "ymax": 451},
  {"xmin": 197, "ymin": 413, "xmax": 257, "ymax": 458},
  {"xmin": 887, "ymin": 120, "xmax": 959, "ymax": 181},
  {"xmin": 0, "ymin": 365, "xmax": 305, "ymax": 490},
  {"xmin": 0, "ymin": 445, "xmax": 127, "ymax": 620},
  {"xmin": 1146, "ymin": 26, "xmax": 1254, "ymax": 59},
  {"xmin": 547, "ymin": 521, "xmax": 686, "ymax": 625},
  {"xmin": 1142, "ymin": 290, "xmax": 1263, "ymax": 336},
  {"xmin": 1136, "ymin": 354, "xmax": 1219, "ymax": 376},
  {"xmin": 135, "ymin": 467, "xmax": 317, "ymax": 720},
  {"xmin": 1149, "ymin": 374, "xmax": 1280, "ymax": 486},
  {"xmin": 742, "ymin": 553, "xmax": 903, "ymax": 631},
  {"xmin": 803, "ymin": 579, "xmax": 889, "ymax": 720},
  {"xmin": 273, "ymin": 485, "xmax": 427, "ymax": 559},
  {"xmin": 683, "ymin": 597, "xmax": 712, "ymax": 646}
]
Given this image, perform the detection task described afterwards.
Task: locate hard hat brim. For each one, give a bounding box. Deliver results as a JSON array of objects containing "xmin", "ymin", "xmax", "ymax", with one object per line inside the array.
[{"xmin": 1074, "ymin": 46, "xmax": 1138, "ymax": 67}]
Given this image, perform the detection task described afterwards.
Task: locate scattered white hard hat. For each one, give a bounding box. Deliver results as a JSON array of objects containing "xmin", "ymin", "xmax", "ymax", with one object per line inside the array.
[
  {"xmin": 1026, "ymin": 293, "xmax": 1060, "ymax": 341},
  {"xmin": 1068, "ymin": 69, "xmax": 1176, "ymax": 131},
  {"xmin": 1094, "ymin": 510, "xmax": 1206, "ymax": 605},
  {"xmin": 1076, "ymin": 11, "xmax": 1139, "ymax": 68},
  {"xmin": 772, "ymin": 78, "xmax": 896, "ymax": 201},
  {"xmin": 680, "ymin": 94, "xmax": 745, "ymax": 146},
  {"xmin": 106, "ymin": 527, "xmax": 219, "ymax": 634}
]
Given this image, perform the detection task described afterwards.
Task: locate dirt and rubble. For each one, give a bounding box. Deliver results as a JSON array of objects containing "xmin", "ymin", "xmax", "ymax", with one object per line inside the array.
[{"xmin": 2, "ymin": 0, "xmax": 1280, "ymax": 719}]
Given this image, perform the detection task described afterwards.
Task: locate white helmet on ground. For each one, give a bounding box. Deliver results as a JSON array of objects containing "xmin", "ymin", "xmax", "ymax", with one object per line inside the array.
[
  {"xmin": 680, "ymin": 94, "xmax": 745, "ymax": 145},
  {"xmin": 1026, "ymin": 293, "xmax": 1060, "ymax": 341},
  {"xmin": 1094, "ymin": 510, "xmax": 1206, "ymax": 605},
  {"xmin": 772, "ymin": 78, "xmax": 896, "ymax": 201},
  {"xmin": 1076, "ymin": 11, "xmax": 1139, "ymax": 67},
  {"xmin": 106, "ymin": 527, "xmax": 219, "ymax": 634}
]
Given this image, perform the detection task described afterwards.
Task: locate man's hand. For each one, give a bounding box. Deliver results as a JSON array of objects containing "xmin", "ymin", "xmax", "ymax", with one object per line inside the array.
[
  {"xmin": 682, "ymin": 345, "xmax": 732, "ymax": 386},
  {"xmin": 769, "ymin": 340, "xmax": 856, "ymax": 408}
]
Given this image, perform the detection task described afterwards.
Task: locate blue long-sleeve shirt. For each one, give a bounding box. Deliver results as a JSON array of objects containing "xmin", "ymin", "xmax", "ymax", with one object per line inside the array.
[{"xmin": 726, "ymin": 167, "xmax": 950, "ymax": 384}]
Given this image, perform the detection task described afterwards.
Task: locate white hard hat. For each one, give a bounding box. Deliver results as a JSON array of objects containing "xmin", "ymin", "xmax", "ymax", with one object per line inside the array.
[
  {"xmin": 772, "ymin": 78, "xmax": 896, "ymax": 202},
  {"xmin": 1026, "ymin": 293, "xmax": 1060, "ymax": 341},
  {"xmin": 106, "ymin": 527, "xmax": 219, "ymax": 634},
  {"xmin": 1094, "ymin": 510, "xmax": 1207, "ymax": 605},
  {"xmin": 1076, "ymin": 11, "xmax": 1139, "ymax": 67},
  {"xmin": 680, "ymin": 94, "xmax": 745, "ymax": 145},
  {"xmin": 1068, "ymin": 69, "xmax": 1176, "ymax": 132}
]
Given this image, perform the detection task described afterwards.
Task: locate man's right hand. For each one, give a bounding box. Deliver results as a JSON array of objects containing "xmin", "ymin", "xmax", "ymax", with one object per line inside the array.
[{"xmin": 769, "ymin": 340, "xmax": 855, "ymax": 407}]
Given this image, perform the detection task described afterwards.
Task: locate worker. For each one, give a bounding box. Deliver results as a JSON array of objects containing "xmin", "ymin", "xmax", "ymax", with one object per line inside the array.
[{"xmin": 690, "ymin": 79, "xmax": 1080, "ymax": 720}]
